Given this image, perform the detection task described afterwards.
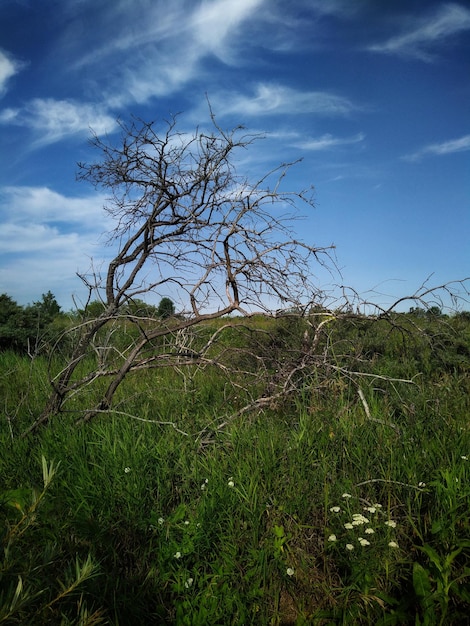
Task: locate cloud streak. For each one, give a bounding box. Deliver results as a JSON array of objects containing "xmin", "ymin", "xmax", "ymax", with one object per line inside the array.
[
  {"xmin": 68, "ymin": 0, "xmax": 266, "ymax": 107},
  {"xmin": 212, "ymin": 83, "xmax": 359, "ymax": 118},
  {"xmin": 0, "ymin": 99, "xmax": 118, "ymax": 146},
  {"xmin": 0, "ymin": 48, "xmax": 25, "ymax": 97},
  {"xmin": 403, "ymin": 134, "xmax": 470, "ymax": 162},
  {"xmin": 294, "ymin": 132, "xmax": 365, "ymax": 151},
  {"xmin": 368, "ymin": 3, "xmax": 470, "ymax": 61}
]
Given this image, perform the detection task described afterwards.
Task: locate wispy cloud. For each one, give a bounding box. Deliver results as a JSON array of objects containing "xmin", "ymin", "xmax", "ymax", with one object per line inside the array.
[
  {"xmin": 191, "ymin": 0, "xmax": 265, "ymax": 60},
  {"xmin": 403, "ymin": 134, "xmax": 470, "ymax": 162},
  {"xmin": 66, "ymin": 0, "xmax": 266, "ymax": 107},
  {"xmin": 294, "ymin": 132, "xmax": 365, "ymax": 151},
  {"xmin": 0, "ymin": 99, "xmax": 118, "ymax": 145},
  {"xmin": 305, "ymin": 0, "xmax": 364, "ymax": 18},
  {"xmin": 212, "ymin": 83, "xmax": 359, "ymax": 117},
  {"xmin": 368, "ymin": 3, "xmax": 470, "ymax": 61},
  {"xmin": 0, "ymin": 48, "xmax": 26, "ymax": 97}
]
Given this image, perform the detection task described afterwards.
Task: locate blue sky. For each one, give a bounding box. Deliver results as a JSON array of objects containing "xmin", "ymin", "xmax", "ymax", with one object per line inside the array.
[{"xmin": 0, "ymin": 0, "xmax": 469, "ymax": 312}]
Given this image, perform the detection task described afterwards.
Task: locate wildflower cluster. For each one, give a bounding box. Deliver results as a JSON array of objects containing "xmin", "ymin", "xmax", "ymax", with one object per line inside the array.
[{"xmin": 327, "ymin": 493, "xmax": 400, "ymax": 554}]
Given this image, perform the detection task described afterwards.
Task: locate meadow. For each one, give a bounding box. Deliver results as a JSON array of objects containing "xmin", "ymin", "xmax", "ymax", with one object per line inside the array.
[{"xmin": 1, "ymin": 310, "xmax": 470, "ymax": 624}]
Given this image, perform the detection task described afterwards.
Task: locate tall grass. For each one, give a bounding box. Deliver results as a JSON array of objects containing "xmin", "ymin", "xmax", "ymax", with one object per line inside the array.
[{"xmin": 1, "ymin": 314, "xmax": 470, "ymax": 624}]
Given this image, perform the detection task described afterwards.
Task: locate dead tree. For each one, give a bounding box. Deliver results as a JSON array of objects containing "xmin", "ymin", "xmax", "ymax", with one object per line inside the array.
[{"xmin": 23, "ymin": 113, "xmax": 335, "ymax": 435}]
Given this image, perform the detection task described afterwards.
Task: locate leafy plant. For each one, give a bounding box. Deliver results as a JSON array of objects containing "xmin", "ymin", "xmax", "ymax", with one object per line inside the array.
[{"xmin": 0, "ymin": 456, "xmax": 102, "ymax": 625}]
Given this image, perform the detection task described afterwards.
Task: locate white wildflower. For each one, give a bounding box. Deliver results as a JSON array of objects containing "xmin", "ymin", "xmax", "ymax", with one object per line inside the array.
[
  {"xmin": 228, "ymin": 477, "xmax": 235, "ymax": 488},
  {"xmin": 384, "ymin": 520, "xmax": 397, "ymax": 528},
  {"xmin": 184, "ymin": 577, "xmax": 194, "ymax": 588},
  {"xmin": 364, "ymin": 527, "xmax": 375, "ymax": 534},
  {"xmin": 158, "ymin": 517, "xmax": 164, "ymax": 525},
  {"xmin": 344, "ymin": 523, "xmax": 354, "ymax": 530},
  {"xmin": 329, "ymin": 506, "xmax": 341, "ymax": 513},
  {"xmin": 342, "ymin": 493, "xmax": 352, "ymax": 499},
  {"xmin": 124, "ymin": 467, "xmax": 131, "ymax": 473},
  {"xmin": 327, "ymin": 534, "xmax": 337, "ymax": 542},
  {"xmin": 351, "ymin": 514, "xmax": 369, "ymax": 525},
  {"xmin": 345, "ymin": 543, "xmax": 354, "ymax": 551},
  {"xmin": 286, "ymin": 567, "xmax": 295, "ymax": 576},
  {"xmin": 358, "ymin": 538, "xmax": 370, "ymax": 546},
  {"xmin": 388, "ymin": 541, "xmax": 399, "ymax": 548},
  {"xmin": 174, "ymin": 551, "xmax": 182, "ymax": 559}
]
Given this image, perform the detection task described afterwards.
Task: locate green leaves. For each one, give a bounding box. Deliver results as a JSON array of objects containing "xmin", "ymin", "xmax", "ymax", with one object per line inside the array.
[
  {"xmin": 413, "ymin": 562, "xmax": 432, "ymax": 600},
  {"xmin": 1, "ymin": 456, "xmax": 100, "ymax": 624},
  {"xmin": 0, "ymin": 488, "xmax": 32, "ymax": 515}
]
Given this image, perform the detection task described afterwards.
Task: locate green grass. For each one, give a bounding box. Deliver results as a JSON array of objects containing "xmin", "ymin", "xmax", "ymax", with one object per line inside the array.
[{"xmin": 1, "ymin": 313, "xmax": 470, "ymax": 624}]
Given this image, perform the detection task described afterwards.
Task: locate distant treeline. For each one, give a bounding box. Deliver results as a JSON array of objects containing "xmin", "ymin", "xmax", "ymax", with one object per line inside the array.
[
  {"xmin": 1, "ymin": 290, "xmax": 469, "ymax": 358},
  {"xmin": 0, "ymin": 293, "xmax": 176, "ymax": 354},
  {"xmin": 0, "ymin": 291, "xmax": 63, "ymax": 354}
]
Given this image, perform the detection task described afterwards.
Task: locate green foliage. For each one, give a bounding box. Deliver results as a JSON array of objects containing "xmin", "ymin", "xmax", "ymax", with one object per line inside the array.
[
  {"xmin": 0, "ymin": 456, "xmax": 102, "ymax": 624},
  {"xmin": 157, "ymin": 297, "xmax": 175, "ymax": 319},
  {"xmin": 0, "ymin": 311, "xmax": 470, "ymax": 623},
  {"xmin": 0, "ymin": 292, "xmax": 63, "ymax": 354}
]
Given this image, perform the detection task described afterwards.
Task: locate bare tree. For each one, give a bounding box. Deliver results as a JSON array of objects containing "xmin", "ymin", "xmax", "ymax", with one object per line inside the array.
[{"xmin": 23, "ymin": 113, "xmax": 336, "ymax": 435}]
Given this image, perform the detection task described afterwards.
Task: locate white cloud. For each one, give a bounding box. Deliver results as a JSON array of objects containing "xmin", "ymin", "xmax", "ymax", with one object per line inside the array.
[
  {"xmin": 0, "ymin": 185, "xmax": 113, "ymax": 307},
  {"xmin": 294, "ymin": 132, "xmax": 365, "ymax": 151},
  {"xmin": 0, "ymin": 240, "xmax": 97, "ymax": 309},
  {"xmin": 212, "ymin": 83, "xmax": 358, "ymax": 118},
  {"xmin": 65, "ymin": 0, "xmax": 267, "ymax": 107},
  {"xmin": 0, "ymin": 48, "xmax": 26, "ymax": 97},
  {"xmin": 403, "ymin": 134, "xmax": 470, "ymax": 161},
  {"xmin": 0, "ymin": 222, "xmax": 81, "ymax": 254},
  {"xmin": 0, "ymin": 98, "xmax": 118, "ymax": 145},
  {"xmin": 368, "ymin": 3, "xmax": 470, "ymax": 61},
  {"xmin": 1, "ymin": 186, "xmax": 109, "ymax": 226},
  {"xmin": 191, "ymin": 0, "xmax": 264, "ymax": 59}
]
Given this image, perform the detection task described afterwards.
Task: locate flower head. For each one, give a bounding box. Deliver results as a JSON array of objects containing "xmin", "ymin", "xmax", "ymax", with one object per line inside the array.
[
  {"xmin": 174, "ymin": 551, "xmax": 182, "ymax": 559},
  {"xmin": 351, "ymin": 514, "xmax": 369, "ymax": 525},
  {"xmin": 388, "ymin": 541, "xmax": 399, "ymax": 549},
  {"xmin": 358, "ymin": 537, "xmax": 371, "ymax": 546},
  {"xmin": 345, "ymin": 543, "xmax": 354, "ymax": 551},
  {"xmin": 384, "ymin": 520, "xmax": 397, "ymax": 528},
  {"xmin": 342, "ymin": 493, "xmax": 352, "ymax": 499},
  {"xmin": 184, "ymin": 577, "xmax": 194, "ymax": 588},
  {"xmin": 286, "ymin": 567, "xmax": 295, "ymax": 576},
  {"xmin": 327, "ymin": 534, "xmax": 337, "ymax": 542},
  {"xmin": 124, "ymin": 467, "xmax": 131, "ymax": 473},
  {"xmin": 329, "ymin": 506, "xmax": 341, "ymax": 513},
  {"xmin": 228, "ymin": 477, "xmax": 235, "ymax": 488},
  {"xmin": 364, "ymin": 527, "xmax": 375, "ymax": 534}
]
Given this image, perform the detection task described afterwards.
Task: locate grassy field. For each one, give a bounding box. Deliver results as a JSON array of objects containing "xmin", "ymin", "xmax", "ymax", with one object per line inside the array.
[{"xmin": 1, "ymin": 312, "xmax": 470, "ymax": 624}]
